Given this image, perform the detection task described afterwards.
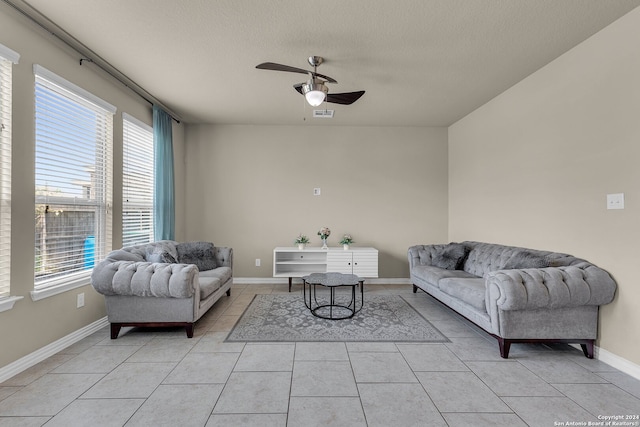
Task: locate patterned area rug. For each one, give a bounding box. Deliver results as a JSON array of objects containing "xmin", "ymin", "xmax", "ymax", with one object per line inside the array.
[{"xmin": 225, "ymin": 293, "xmax": 448, "ymax": 342}]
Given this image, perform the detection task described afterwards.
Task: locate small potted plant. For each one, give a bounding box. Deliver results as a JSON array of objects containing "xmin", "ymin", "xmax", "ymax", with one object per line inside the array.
[
  {"xmin": 339, "ymin": 234, "xmax": 354, "ymax": 250},
  {"xmin": 318, "ymin": 227, "xmax": 331, "ymax": 249},
  {"xmin": 294, "ymin": 233, "xmax": 310, "ymax": 250}
]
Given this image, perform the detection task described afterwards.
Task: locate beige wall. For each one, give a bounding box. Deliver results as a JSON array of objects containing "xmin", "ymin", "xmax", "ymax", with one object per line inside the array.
[
  {"xmin": 449, "ymin": 7, "xmax": 640, "ymax": 365},
  {"xmin": 0, "ymin": 4, "xmax": 185, "ymax": 368},
  {"xmin": 184, "ymin": 125, "xmax": 448, "ymax": 278}
]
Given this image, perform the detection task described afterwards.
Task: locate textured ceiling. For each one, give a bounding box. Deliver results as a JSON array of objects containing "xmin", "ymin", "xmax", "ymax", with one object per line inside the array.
[{"xmin": 19, "ymin": 0, "xmax": 640, "ymax": 126}]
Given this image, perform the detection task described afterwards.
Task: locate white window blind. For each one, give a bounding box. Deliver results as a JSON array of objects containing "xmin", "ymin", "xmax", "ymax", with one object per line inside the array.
[
  {"xmin": 122, "ymin": 113, "xmax": 154, "ymax": 247},
  {"xmin": 0, "ymin": 44, "xmax": 19, "ymax": 299},
  {"xmin": 33, "ymin": 65, "xmax": 115, "ymax": 293}
]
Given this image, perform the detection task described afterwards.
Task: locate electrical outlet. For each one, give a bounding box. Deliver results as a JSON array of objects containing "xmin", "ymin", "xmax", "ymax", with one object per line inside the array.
[
  {"xmin": 607, "ymin": 193, "xmax": 624, "ymax": 210},
  {"xmin": 313, "ymin": 188, "xmax": 321, "ymax": 196},
  {"xmin": 255, "ymin": 258, "xmax": 261, "ymax": 267},
  {"xmin": 76, "ymin": 292, "xmax": 85, "ymax": 308}
]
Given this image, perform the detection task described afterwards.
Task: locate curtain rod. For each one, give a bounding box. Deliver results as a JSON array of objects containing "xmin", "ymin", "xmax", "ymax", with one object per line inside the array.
[{"xmin": 3, "ymin": 0, "xmax": 182, "ymax": 123}]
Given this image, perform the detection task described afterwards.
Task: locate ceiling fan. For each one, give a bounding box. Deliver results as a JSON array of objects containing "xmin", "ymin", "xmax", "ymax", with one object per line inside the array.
[{"xmin": 256, "ymin": 56, "xmax": 365, "ymax": 107}]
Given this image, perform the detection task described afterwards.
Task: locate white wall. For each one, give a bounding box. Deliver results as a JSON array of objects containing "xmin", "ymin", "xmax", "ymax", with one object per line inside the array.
[
  {"xmin": 184, "ymin": 125, "xmax": 448, "ymax": 278},
  {"xmin": 449, "ymin": 7, "xmax": 640, "ymax": 365}
]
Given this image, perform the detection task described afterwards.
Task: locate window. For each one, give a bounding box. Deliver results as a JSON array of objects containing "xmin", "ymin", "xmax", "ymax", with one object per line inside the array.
[
  {"xmin": 33, "ymin": 65, "xmax": 115, "ymax": 299},
  {"xmin": 0, "ymin": 43, "xmax": 19, "ymax": 305},
  {"xmin": 122, "ymin": 113, "xmax": 154, "ymax": 247}
]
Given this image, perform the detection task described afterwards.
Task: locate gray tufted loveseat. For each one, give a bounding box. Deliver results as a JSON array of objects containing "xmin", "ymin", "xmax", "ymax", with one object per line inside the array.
[
  {"xmin": 91, "ymin": 240, "xmax": 232, "ymax": 339},
  {"xmin": 408, "ymin": 241, "xmax": 616, "ymax": 358}
]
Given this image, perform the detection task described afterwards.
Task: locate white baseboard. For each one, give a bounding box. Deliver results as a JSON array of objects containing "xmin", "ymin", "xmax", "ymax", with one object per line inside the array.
[
  {"xmin": 233, "ymin": 277, "xmax": 412, "ymax": 285},
  {"xmin": 593, "ymin": 345, "xmax": 640, "ymax": 380},
  {"xmin": 566, "ymin": 343, "xmax": 640, "ymax": 381},
  {"xmin": 361, "ymin": 278, "xmax": 413, "ymax": 285},
  {"xmin": 0, "ymin": 316, "xmax": 109, "ymax": 383},
  {"xmin": 233, "ymin": 277, "xmax": 285, "ymax": 285}
]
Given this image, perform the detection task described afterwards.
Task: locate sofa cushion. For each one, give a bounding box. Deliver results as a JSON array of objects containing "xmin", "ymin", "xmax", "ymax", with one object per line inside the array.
[
  {"xmin": 106, "ymin": 249, "xmax": 145, "ymax": 262},
  {"xmin": 176, "ymin": 241, "xmax": 217, "ymax": 271},
  {"xmin": 199, "ymin": 266, "xmax": 232, "ymax": 284},
  {"xmin": 502, "ymin": 250, "xmax": 549, "ymax": 270},
  {"xmin": 198, "ymin": 276, "xmax": 221, "ymax": 300},
  {"xmin": 198, "ymin": 267, "xmax": 232, "ymax": 300},
  {"xmin": 438, "ymin": 277, "xmax": 487, "ymax": 312},
  {"xmin": 412, "ymin": 265, "xmax": 478, "ymax": 287},
  {"xmin": 431, "ymin": 243, "xmax": 468, "ymax": 270},
  {"xmin": 461, "ymin": 242, "xmax": 583, "ymax": 277},
  {"xmin": 417, "ymin": 248, "xmax": 432, "ymax": 265},
  {"xmin": 131, "ymin": 240, "xmax": 178, "ymax": 261},
  {"xmin": 463, "ymin": 242, "xmax": 554, "ymax": 277},
  {"xmin": 145, "ymin": 246, "xmax": 177, "ymax": 264}
]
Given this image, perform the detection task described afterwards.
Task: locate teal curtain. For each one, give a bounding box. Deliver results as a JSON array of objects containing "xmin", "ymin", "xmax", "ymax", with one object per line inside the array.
[{"xmin": 153, "ymin": 105, "xmax": 175, "ymax": 241}]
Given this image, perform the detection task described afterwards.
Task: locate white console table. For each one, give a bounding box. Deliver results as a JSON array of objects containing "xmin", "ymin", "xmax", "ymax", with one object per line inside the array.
[{"xmin": 273, "ymin": 247, "xmax": 379, "ymax": 291}]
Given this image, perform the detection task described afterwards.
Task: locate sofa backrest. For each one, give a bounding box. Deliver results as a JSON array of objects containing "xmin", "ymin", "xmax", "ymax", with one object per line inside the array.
[
  {"xmin": 109, "ymin": 240, "xmax": 233, "ymax": 271},
  {"xmin": 461, "ymin": 241, "xmax": 586, "ymax": 277}
]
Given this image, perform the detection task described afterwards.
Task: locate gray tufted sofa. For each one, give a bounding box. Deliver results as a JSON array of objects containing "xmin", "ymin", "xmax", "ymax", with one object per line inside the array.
[
  {"xmin": 408, "ymin": 241, "xmax": 616, "ymax": 358},
  {"xmin": 91, "ymin": 240, "xmax": 233, "ymax": 339}
]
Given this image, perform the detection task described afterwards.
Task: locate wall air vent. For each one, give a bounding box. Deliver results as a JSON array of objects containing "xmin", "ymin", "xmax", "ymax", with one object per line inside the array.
[{"xmin": 313, "ymin": 109, "xmax": 334, "ymax": 118}]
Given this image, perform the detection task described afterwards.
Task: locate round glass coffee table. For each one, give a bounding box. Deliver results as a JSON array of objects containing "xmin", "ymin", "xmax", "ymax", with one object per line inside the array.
[{"xmin": 302, "ymin": 272, "xmax": 364, "ymax": 320}]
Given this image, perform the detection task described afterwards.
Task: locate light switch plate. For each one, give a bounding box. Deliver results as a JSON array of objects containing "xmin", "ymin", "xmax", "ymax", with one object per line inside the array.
[
  {"xmin": 313, "ymin": 188, "xmax": 321, "ymax": 196},
  {"xmin": 606, "ymin": 193, "xmax": 624, "ymax": 210}
]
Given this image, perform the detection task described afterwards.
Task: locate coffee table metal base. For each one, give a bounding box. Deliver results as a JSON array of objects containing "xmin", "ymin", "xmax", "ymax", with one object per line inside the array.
[{"xmin": 302, "ymin": 273, "xmax": 364, "ymax": 320}]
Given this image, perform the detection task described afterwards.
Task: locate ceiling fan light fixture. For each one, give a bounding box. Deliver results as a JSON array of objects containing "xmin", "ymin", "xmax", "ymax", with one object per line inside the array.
[{"xmin": 302, "ymin": 81, "xmax": 328, "ymax": 106}]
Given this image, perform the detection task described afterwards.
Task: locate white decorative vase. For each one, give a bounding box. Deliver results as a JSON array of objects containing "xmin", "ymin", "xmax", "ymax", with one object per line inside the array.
[
  {"xmin": 298, "ymin": 243, "xmax": 305, "ymax": 250},
  {"xmin": 321, "ymin": 238, "xmax": 328, "ymax": 249},
  {"xmin": 343, "ymin": 244, "xmax": 350, "ymax": 250}
]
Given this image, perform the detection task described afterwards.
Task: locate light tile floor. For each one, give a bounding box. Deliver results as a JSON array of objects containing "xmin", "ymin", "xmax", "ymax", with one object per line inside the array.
[{"xmin": 1, "ymin": 283, "xmax": 639, "ymax": 427}]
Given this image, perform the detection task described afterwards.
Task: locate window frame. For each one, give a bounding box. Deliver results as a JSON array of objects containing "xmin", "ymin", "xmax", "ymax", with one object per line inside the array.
[
  {"xmin": 31, "ymin": 65, "xmax": 116, "ymax": 301},
  {"xmin": 122, "ymin": 112, "xmax": 154, "ymax": 248},
  {"xmin": 0, "ymin": 43, "xmax": 21, "ymax": 311}
]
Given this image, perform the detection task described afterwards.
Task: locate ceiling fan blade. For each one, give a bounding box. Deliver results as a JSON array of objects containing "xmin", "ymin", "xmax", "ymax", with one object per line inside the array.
[
  {"xmin": 257, "ymin": 62, "xmax": 310, "ymax": 74},
  {"xmin": 257, "ymin": 62, "xmax": 337, "ymax": 83},
  {"xmin": 293, "ymin": 83, "xmax": 304, "ymax": 95},
  {"xmin": 326, "ymin": 91, "xmax": 365, "ymax": 105},
  {"xmin": 312, "ymin": 72, "xmax": 337, "ymax": 84}
]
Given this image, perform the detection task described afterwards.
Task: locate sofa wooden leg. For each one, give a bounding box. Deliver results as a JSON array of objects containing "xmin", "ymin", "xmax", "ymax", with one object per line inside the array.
[
  {"xmin": 498, "ymin": 338, "xmax": 511, "ymax": 358},
  {"xmin": 412, "ymin": 284, "xmax": 418, "ymax": 293},
  {"xmin": 110, "ymin": 323, "xmax": 122, "ymax": 339},
  {"xmin": 185, "ymin": 323, "xmax": 194, "ymax": 338},
  {"xmin": 581, "ymin": 341, "xmax": 594, "ymax": 359},
  {"xmin": 226, "ymin": 288, "xmax": 231, "ymax": 296}
]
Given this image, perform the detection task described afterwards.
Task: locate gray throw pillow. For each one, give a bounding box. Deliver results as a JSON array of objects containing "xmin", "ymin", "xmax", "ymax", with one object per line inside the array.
[
  {"xmin": 145, "ymin": 247, "xmax": 177, "ymax": 264},
  {"xmin": 176, "ymin": 241, "xmax": 216, "ymax": 271},
  {"xmin": 502, "ymin": 251, "xmax": 549, "ymax": 270},
  {"xmin": 432, "ymin": 243, "xmax": 468, "ymax": 270},
  {"xmin": 147, "ymin": 252, "xmax": 178, "ymax": 264}
]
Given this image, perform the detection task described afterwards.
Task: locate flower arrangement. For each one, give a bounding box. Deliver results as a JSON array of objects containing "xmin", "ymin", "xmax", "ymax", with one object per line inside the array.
[
  {"xmin": 318, "ymin": 227, "xmax": 331, "ymax": 249},
  {"xmin": 294, "ymin": 233, "xmax": 310, "ymax": 244},
  {"xmin": 317, "ymin": 227, "xmax": 331, "ymax": 239},
  {"xmin": 339, "ymin": 234, "xmax": 354, "ymax": 245}
]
